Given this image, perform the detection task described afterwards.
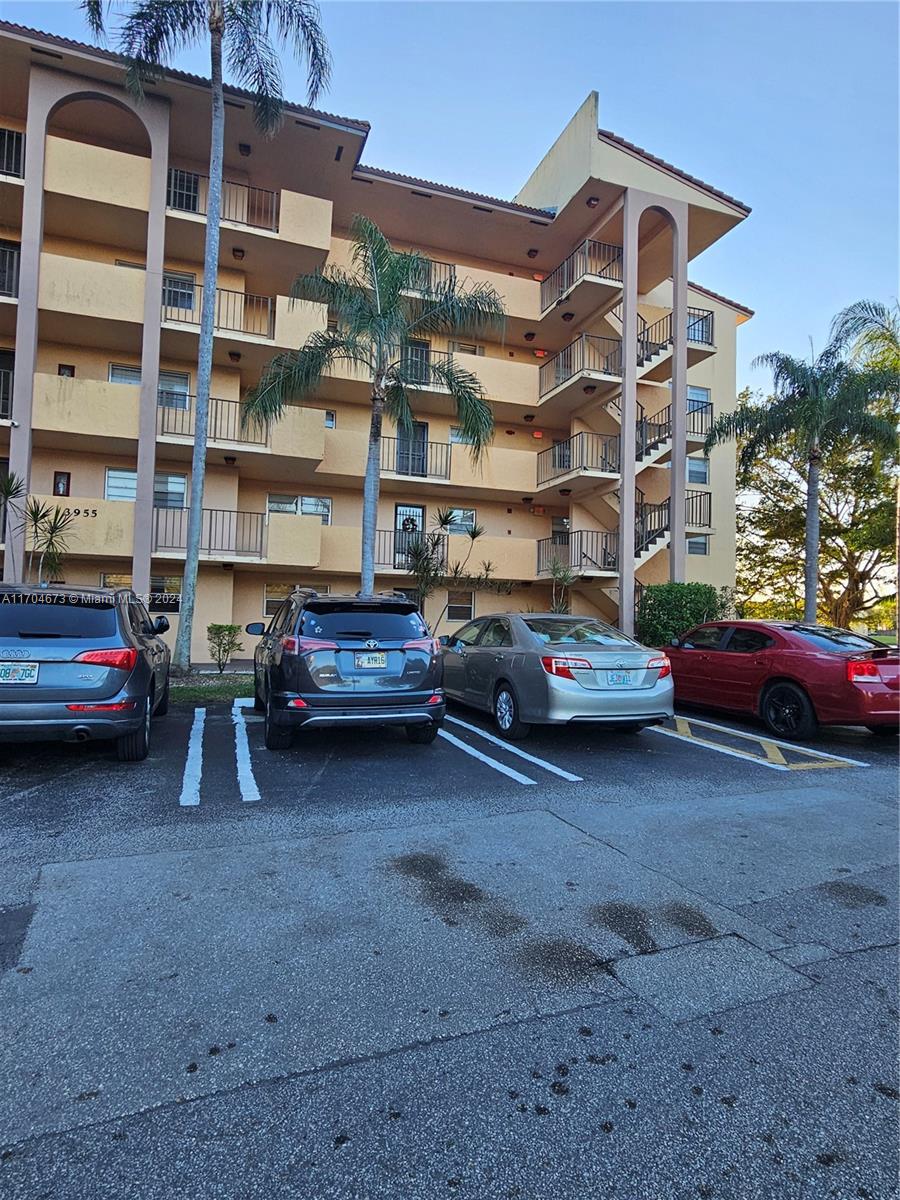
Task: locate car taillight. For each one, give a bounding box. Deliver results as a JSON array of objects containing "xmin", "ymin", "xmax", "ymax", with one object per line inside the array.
[
  {"xmin": 282, "ymin": 636, "xmax": 338, "ymax": 654},
  {"xmin": 66, "ymin": 701, "xmax": 136, "ymax": 712},
  {"xmin": 288, "ymin": 698, "xmax": 308, "ymax": 708},
  {"xmin": 73, "ymin": 647, "xmax": 138, "ymax": 672},
  {"xmin": 403, "ymin": 638, "xmax": 441, "ymax": 655},
  {"xmin": 427, "ymin": 693, "xmax": 443, "ymax": 705},
  {"xmin": 647, "ymin": 655, "xmax": 672, "ymax": 678},
  {"xmin": 847, "ymin": 658, "xmax": 879, "ymax": 681},
  {"xmin": 541, "ymin": 655, "xmax": 593, "ymax": 681}
]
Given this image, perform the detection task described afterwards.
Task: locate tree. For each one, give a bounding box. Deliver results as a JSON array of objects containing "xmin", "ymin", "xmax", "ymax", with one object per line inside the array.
[
  {"xmin": 636, "ymin": 582, "xmax": 731, "ymax": 647},
  {"xmin": 735, "ymin": 431, "xmax": 897, "ymax": 627},
  {"xmin": 207, "ymin": 622, "xmax": 244, "ymax": 672},
  {"xmin": 22, "ymin": 500, "xmax": 76, "ymax": 585},
  {"xmin": 243, "ymin": 215, "xmax": 506, "ymax": 594},
  {"xmin": 83, "ymin": 0, "xmax": 331, "ymax": 673},
  {"xmin": 547, "ymin": 558, "xmax": 576, "ymax": 614},
  {"xmin": 705, "ymin": 349, "xmax": 898, "ymax": 622}
]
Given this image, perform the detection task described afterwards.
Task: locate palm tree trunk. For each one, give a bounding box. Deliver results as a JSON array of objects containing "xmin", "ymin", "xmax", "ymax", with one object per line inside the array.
[
  {"xmin": 804, "ymin": 446, "xmax": 821, "ymax": 623},
  {"xmin": 360, "ymin": 391, "xmax": 384, "ymax": 594},
  {"xmin": 173, "ymin": 6, "xmax": 225, "ymax": 673}
]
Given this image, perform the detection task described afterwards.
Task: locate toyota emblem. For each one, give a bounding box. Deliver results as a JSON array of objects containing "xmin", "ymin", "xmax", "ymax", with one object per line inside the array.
[{"xmin": 365, "ymin": 639, "xmax": 379, "ymax": 649}]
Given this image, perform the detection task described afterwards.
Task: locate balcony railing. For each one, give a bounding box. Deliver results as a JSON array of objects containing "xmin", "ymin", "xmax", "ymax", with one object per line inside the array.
[
  {"xmin": 541, "ymin": 239, "xmax": 623, "ymax": 312},
  {"xmin": 635, "ymin": 499, "xmax": 670, "ymax": 554},
  {"xmin": 375, "ymin": 528, "xmax": 447, "ymax": 571},
  {"xmin": 166, "ymin": 168, "xmax": 279, "ymax": 232},
  {"xmin": 687, "ymin": 307, "xmax": 715, "ymax": 345},
  {"xmin": 400, "ymin": 344, "xmax": 453, "ymax": 386},
  {"xmin": 0, "ymin": 367, "xmax": 12, "ymax": 420},
  {"xmin": 156, "ymin": 392, "xmax": 268, "ymax": 445},
  {"xmin": 406, "ymin": 257, "xmax": 456, "ymax": 293},
  {"xmin": 0, "ymin": 129, "xmax": 24, "ymax": 179},
  {"xmin": 537, "ymin": 530, "xmax": 619, "ymax": 575},
  {"xmin": 537, "ymin": 432, "xmax": 620, "ymax": 485},
  {"xmin": 381, "ymin": 435, "xmax": 451, "ymax": 479},
  {"xmin": 0, "ymin": 244, "xmax": 20, "ymax": 298},
  {"xmin": 539, "ymin": 334, "xmax": 622, "ymax": 397},
  {"xmin": 634, "ymin": 399, "xmax": 714, "ymax": 457},
  {"xmin": 152, "ymin": 507, "xmax": 266, "ymax": 557},
  {"xmin": 685, "ymin": 489, "xmax": 712, "ymax": 527},
  {"xmin": 161, "ymin": 282, "xmax": 275, "ymax": 339}
]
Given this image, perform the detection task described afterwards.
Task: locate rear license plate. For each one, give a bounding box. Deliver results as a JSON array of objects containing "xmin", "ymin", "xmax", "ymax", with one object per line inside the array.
[
  {"xmin": 0, "ymin": 663, "xmax": 39, "ymax": 684},
  {"xmin": 607, "ymin": 670, "xmax": 632, "ymax": 687},
  {"xmin": 354, "ymin": 651, "xmax": 387, "ymax": 669}
]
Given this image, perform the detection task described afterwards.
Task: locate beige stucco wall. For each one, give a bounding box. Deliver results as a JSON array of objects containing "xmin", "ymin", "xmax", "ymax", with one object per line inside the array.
[{"xmin": 43, "ymin": 134, "xmax": 151, "ymax": 211}]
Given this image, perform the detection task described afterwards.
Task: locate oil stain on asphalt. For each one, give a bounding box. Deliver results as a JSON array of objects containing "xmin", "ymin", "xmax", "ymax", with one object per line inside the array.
[{"xmin": 389, "ymin": 851, "xmax": 528, "ymax": 939}]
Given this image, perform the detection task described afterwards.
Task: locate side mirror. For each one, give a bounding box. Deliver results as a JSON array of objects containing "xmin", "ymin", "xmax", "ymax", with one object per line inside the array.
[
  {"xmin": 438, "ymin": 635, "xmax": 450, "ymax": 647},
  {"xmin": 245, "ymin": 622, "xmax": 266, "ymax": 636},
  {"xmin": 669, "ymin": 638, "xmax": 680, "ymax": 648},
  {"xmin": 153, "ymin": 615, "xmax": 170, "ymax": 634}
]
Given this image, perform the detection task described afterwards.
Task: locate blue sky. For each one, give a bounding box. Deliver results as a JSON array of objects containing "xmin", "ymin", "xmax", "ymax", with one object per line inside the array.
[{"xmin": 4, "ymin": 1, "xmax": 897, "ymax": 390}]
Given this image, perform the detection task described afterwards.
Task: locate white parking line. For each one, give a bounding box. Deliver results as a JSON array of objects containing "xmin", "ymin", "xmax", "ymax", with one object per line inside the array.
[
  {"xmin": 232, "ymin": 697, "xmax": 261, "ymax": 803},
  {"xmin": 178, "ymin": 707, "xmax": 205, "ymax": 807},
  {"xmin": 445, "ymin": 715, "xmax": 583, "ymax": 782},
  {"xmin": 676, "ymin": 715, "xmax": 871, "ymax": 767},
  {"xmin": 438, "ymin": 729, "xmax": 537, "ymax": 785}
]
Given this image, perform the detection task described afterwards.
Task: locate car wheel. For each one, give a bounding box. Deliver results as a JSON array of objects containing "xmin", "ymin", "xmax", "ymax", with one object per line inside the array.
[
  {"xmin": 253, "ymin": 670, "xmax": 265, "ymax": 712},
  {"xmin": 867, "ymin": 724, "xmax": 898, "ymax": 738},
  {"xmin": 407, "ymin": 722, "xmax": 440, "ymax": 744},
  {"xmin": 155, "ymin": 674, "xmax": 170, "ymax": 717},
  {"xmin": 117, "ymin": 692, "xmax": 151, "ymax": 762},
  {"xmin": 494, "ymin": 684, "xmax": 530, "ymax": 740},
  {"xmin": 264, "ymin": 695, "xmax": 292, "ymax": 750},
  {"xmin": 761, "ymin": 682, "xmax": 817, "ymax": 740}
]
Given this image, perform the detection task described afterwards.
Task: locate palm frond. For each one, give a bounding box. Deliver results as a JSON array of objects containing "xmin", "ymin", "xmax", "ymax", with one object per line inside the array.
[
  {"xmin": 429, "ymin": 357, "xmax": 494, "ymax": 461},
  {"xmin": 81, "ymin": 0, "xmax": 108, "ymax": 38},
  {"xmin": 830, "ymin": 300, "xmax": 900, "ymax": 356},
  {"xmin": 383, "ymin": 377, "xmax": 414, "ymax": 436},
  {"xmin": 224, "ymin": 4, "xmax": 283, "ymax": 134},
  {"xmin": 265, "ymin": 0, "xmax": 331, "ymax": 104},
  {"xmin": 243, "ymin": 330, "xmax": 370, "ymax": 423},
  {"xmin": 349, "ymin": 215, "xmax": 397, "ymax": 311},
  {"xmin": 117, "ymin": 0, "xmax": 206, "ymax": 96},
  {"xmin": 407, "ymin": 277, "xmax": 507, "ymax": 341}
]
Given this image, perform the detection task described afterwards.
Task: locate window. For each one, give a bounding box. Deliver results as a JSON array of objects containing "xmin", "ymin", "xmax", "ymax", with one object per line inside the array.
[
  {"xmin": 263, "ymin": 582, "xmax": 329, "ymax": 616},
  {"xmin": 324, "ymin": 410, "xmax": 336, "ymax": 429},
  {"xmin": 0, "ymin": 239, "xmax": 20, "ymax": 298},
  {"xmin": 115, "ymin": 259, "xmax": 146, "ymax": 270},
  {"xmin": 167, "ymin": 168, "xmax": 200, "ymax": 214},
  {"xmin": 449, "ymin": 341, "xmax": 484, "ymax": 356},
  {"xmin": 57, "ymin": 364, "xmax": 75, "ymax": 378},
  {"xmin": 680, "ymin": 625, "xmax": 726, "ymax": 650},
  {"xmin": 450, "ymin": 427, "xmax": 474, "ymax": 445},
  {"xmin": 299, "ymin": 604, "xmax": 428, "ymax": 641},
  {"xmin": 267, "ymin": 495, "xmax": 331, "ymax": 524},
  {"xmin": 523, "ymin": 617, "xmax": 633, "ymax": 647},
  {"xmin": 159, "ymin": 370, "xmax": 191, "ymax": 410},
  {"xmin": 53, "ymin": 471, "xmax": 70, "ymax": 497},
  {"xmin": 102, "ymin": 573, "xmax": 183, "ymax": 613},
  {"xmin": 789, "ymin": 626, "xmax": 880, "ymax": 652},
  {"xmin": 551, "ymin": 515, "xmax": 570, "ymax": 544},
  {"xmin": 447, "ymin": 590, "xmax": 474, "ymax": 622},
  {"xmin": 0, "ymin": 597, "xmax": 117, "ymax": 638},
  {"xmin": 725, "ymin": 627, "xmax": 775, "ymax": 654},
  {"xmin": 109, "ymin": 364, "xmax": 142, "ymax": 386},
  {"xmin": 162, "ymin": 271, "xmax": 196, "ymax": 311},
  {"xmin": 687, "ymin": 455, "xmax": 709, "ymax": 485},
  {"xmin": 687, "ymin": 535, "xmax": 709, "ymax": 556},
  {"xmin": 479, "ymin": 619, "xmax": 512, "ymax": 648},
  {"xmin": 446, "ymin": 508, "xmax": 476, "ymax": 534},
  {"xmin": 687, "ymin": 385, "xmax": 711, "ymax": 411},
  {"xmin": 451, "ymin": 621, "xmax": 484, "ymax": 647},
  {"xmin": 154, "ymin": 473, "xmax": 187, "ymax": 509},
  {"xmin": 105, "ymin": 468, "xmax": 137, "ymax": 501}
]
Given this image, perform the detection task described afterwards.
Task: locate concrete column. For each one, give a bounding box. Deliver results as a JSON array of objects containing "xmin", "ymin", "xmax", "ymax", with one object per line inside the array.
[
  {"xmin": 669, "ymin": 199, "xmax": 690, "ymax": 582},
  {"xmin": 618, "ymin": 190, "xmax": 642, "ymax": 635}
]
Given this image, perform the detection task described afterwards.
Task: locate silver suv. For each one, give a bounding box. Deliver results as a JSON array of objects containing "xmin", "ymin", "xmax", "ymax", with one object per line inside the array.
[{"xmin": 0, "ymin": 585, "xmax": 171, "ymax": 761}]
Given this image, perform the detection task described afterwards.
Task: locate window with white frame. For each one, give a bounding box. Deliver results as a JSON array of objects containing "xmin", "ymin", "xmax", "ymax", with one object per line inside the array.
[
  {"xmin": 324, "ymin": 410, "xmax": 336, "ymax": 429},
  {"xmin": 445, "ymin": 507, "xmax": 476, "ymax": 534},
  {"xmin": 687, "ymin": 385, "xmax": 711, "ymax": 411},
  {"xmin": 450, "ymin": 426, "xmax": 475, "ymax": 445},
  {"xmin": 447, "ymin": 589, "xmax": 474, "ymax": 621},
  {"xmin": 267, "ymin": 494, "xmax": 332, "ymax": 524},
  {"xmin": 108, "ymin": 364, "xmax": 142, "ymax": 386},
  {"xmin": 264, "ymin": 581, "xmax": 329, "ymax": 615},
  {"xmin": 105, "ymin": 468, "xmax": 138, "ymax": 501},
  {"xmin": 449, "ymin": 341, "xmax": 484, "ymax": 356},
  {"xmin": 687, "ymin": 535, "xmax": 709, "ymax": 556},
  {"xmin": 153, "ymin": 473, "xmax": 187, "ymax": 509},
  {"xmin": 687, "ymin": 455, "xmax": 710, "ymax": 485},
  {"xmin": 162, "ymin": 271, "xmax": 196, "ymax": 311}
]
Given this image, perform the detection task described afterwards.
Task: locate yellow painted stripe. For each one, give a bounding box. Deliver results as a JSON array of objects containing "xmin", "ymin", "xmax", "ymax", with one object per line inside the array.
[{"xmin": 760, "ymin": 739, "xmax": 788, "ymax": 766}]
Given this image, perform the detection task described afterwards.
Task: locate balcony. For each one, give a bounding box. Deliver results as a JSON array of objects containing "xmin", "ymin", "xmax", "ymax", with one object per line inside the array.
[
  {"xmin": 0, "ymin": 128, "xmax": 24, "ymax": 179},
  {"xmin": 32, "ymin": 374, "xmax": 139, "ymax": 448},
  {"xmin": 538, "ymin": 334, "xmax": 623, "ymax": 417},
  {"xmin": 152, "ymin": 507, "xmax": 266, "ymax": 559},
  {"xmin": 380, "ymin": 435, "xmax": 451, "ymax": 480},
  {"xmin": 537, "ymin": 530, "xmax": 619, "ymax": 576},
  {"xmin": 685, "ymin": 489, "xmax": 712, "ymax": 529},
  {"xmin": 28, "ymin": 496, "xmax": 134, "ymax": 558},
  {"xmin": 167, "ymin": 168, "xmax": 278, "ymax": 231},
  {"xmin": 39, "ymin": 254, "xmax": 145, "ymax": 346},
  {"xmin": 375, "ymin": 528, "xmax": 447, "ymax": 572},
  {"xmin": 536, "ymin": 432, "xmax": 620, "ymax": 491},
  {"xmin": 161, "ymin": 281, "xmax": 275, "ymax": 339},
  {"xmin": 157, "ymin": 394, "xmax": 268, "ymax": 446},
  {"xmin": 539, "ymin": 240, "xmax": 623, "ymax": 346}
]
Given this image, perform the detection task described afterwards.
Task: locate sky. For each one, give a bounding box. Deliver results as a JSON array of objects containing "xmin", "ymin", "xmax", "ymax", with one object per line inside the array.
[{"xmin": 2, "ymin": 0, "xmax": 897, "ymax": 391}]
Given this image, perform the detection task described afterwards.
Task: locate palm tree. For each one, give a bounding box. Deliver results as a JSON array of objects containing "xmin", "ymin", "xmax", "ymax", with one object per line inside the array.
[
  {"xmin": 82, "ymin": 1, "xmax": 331, "ymax": 672},
  {"xmin": 706, "ymin": 346, "xmax": 898, "ymax": 622},
  {"xmin": 244, "ymin": 215, "xmax": 507, "ymax": 594}
]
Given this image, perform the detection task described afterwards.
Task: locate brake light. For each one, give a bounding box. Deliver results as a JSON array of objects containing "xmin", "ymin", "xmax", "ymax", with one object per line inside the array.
[
  {"xmin": 73, "ymin": 647, "xmax": 138, "ymax": 672},
  {"xmin": 427, "ymin": 693, "xmax": 443, "ymax": 705},
  {"xmin": 282, "ymin": 636, "xmax": 338, "ymax": 654},
  {"xmin": 403, "ymin": 638, "xmax": 441, "ymax": 655},
  {"xmin": 847, "ymin": 658, "xmax": 879, "ymax": 681},
  {"xmin": 541, "ymin": 655, "xmax": 593, "ymax": 680},
  {"xmin": 647, "ymin": 655, "xmax": 672, "ymax": 678},
  {"xmin": 66, "ymin": 701, "xmax": 136, "ymax": 712},
  {"xmin": 288, "ymin": 697, "xmax": 308, "ymax": 708}
]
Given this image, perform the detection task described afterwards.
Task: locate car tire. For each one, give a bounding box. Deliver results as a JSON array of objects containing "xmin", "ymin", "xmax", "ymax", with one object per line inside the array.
[
  {"xmin": 264, "ymin": 695, "xmax": 292, "ymax": 750},
  {"xmin": 761, "ymin": 681, "xmax": 817, "ymax": 740},
  {"xmin": 155, "ymin": 675, "xmax": 170, "ymax": 717},
  {"xmin": 867, "ymin": 724, "xmax": 898, "ymax": 738},
  {"xmin": 116, "ymin": 692, "xmax": 151, "ymax": 762},
  {"xmin": 407, "ymin": 722, "xmax": 440, "ymax": 744},
  {"xmin": 493, "ymin": 683, "xmax": 530, "ymax": 740},
  {"xmin": 253, "ymin": 671, "xmax": 265, "ymax": 712}
]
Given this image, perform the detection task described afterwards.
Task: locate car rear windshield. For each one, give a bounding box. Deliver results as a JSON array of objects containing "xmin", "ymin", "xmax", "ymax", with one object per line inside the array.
[
  {"xmin": 0, "ymin": 595, "xmax": 118, "ymax": 638},
  {"xmin": 523, "ymin": 617, "xmax": 635, "ymax": 647},
  {"xmin": 789, "ymin": 626, "xmax": 881, "ymax": 652},
  {"xmin": 299, "ymin": 605, "xmax": 428, "ymax": 640}
]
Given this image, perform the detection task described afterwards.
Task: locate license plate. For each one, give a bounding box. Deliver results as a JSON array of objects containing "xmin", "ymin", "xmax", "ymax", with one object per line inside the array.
[
  {"xmin": 607, "ymin": 670, "xmax": 632, "ymax": 687},
  {"xmin": 0, "ymin": 662, "xmax": 39, "ymax": 684},
  {"xmin": 354, "ymin": 651, "xmax": 387, "ymax": 669}
]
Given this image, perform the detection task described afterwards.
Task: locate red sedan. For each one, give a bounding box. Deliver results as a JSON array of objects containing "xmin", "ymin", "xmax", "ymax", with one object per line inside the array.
[{"xmin": 667, "ymin": 620, "xmax": 899, "ymax": 739}]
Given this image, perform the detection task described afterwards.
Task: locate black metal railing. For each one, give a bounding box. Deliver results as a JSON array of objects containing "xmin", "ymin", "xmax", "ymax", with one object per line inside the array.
[
  {"xmin": 685, "ymin": 489, "xmax": 712, "ymax": 527},
  {"xmin": 161, "ymin": 282, "xmax": 275, "ymax": 338},
  {"xmin": 638, "ymin": 314, "xmax": 672, "ymax": 364},
  {"xmin": 407, "ymin": 257, "xmax": 456, "ymax": 293},
  {"xmin": 637, "ymin": 404, "xmax": 672, "ymax": 457},
  {"xmin": 537, "ymin": 530, "xmax": 619, "ymax": 575},
  {"xmin": 156, "ymin": 393, "xmax": 268, "ymax": 445},
  {"xmin": 152, "ymin": 507, "xmax": 266, "ymax": 557},
  {"xmin": 166, "ymin": 168, "xmax": 279, "ymax": 231},
  {"xmin": 536, "ymin": 432, "xmax": 620, "ymax": 484},
  {"xmin": 375, "ymin": 528, "xmax": 448, "ymax": 571},
  {"xmin": 0, "ymin": 128, "xmax": 24, "ymax": 178},
  {"xmin": 0, "ymin": 244, "xmax": 20, "ymax": 298},
  {"xmin": 400, "ymin": 344, "xmax": 453, "ymax": 386},
  {"xmin": 539, "ymin": 333, "xmax": 623, "ymax": 397},
  {"xmin": 381, "ymin": 436, "xmax": 451, "ymax": 479},
  {"xmin": 635, "ymin": 498, "xmax": 670, "ymax": 554},
  {"xmin": 687, "ymin": 307, "xmax": 715, "ymax": 345},
  {"xmin": 540, "ymin": 240, "xmax": 623, "ymax": 311},
  {"xmin": 0, "ymin": 367, "xmax": 12, "ymax": 420}
]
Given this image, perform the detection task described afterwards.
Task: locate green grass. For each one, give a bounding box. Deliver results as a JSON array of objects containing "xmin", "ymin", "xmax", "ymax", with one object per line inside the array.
[
  {"xmin": 870, "ymin": 634, "xmax": 899, "ymax": 647},
  {"xmin": 170, "ymin": 673, "xmax": 254, "ymax": 705}
]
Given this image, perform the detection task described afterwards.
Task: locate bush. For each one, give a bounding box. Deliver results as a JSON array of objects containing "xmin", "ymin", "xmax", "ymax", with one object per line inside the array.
[
  {"xmin": 636, "ymin": 582, "xmax": 732, "ymax": 647},
  {"xmin": 207, "ymin": 623, "xmax": 244, "ymax": 674}
]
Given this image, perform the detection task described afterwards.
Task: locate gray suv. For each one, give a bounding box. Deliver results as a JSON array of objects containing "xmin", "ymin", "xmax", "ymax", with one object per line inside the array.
[
  {"xmin": 0, "ymin": 585, "xmax": 171, "ymax": 761},
  {"xmin": 246, "ymin": 590, "xmax": 445, "ymax": 750}
]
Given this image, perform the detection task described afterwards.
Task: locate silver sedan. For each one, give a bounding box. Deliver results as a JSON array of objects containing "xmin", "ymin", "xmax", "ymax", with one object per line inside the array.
[{"xmin": 439, "ymin": 612, "xmax": 674, "ymax": 739}]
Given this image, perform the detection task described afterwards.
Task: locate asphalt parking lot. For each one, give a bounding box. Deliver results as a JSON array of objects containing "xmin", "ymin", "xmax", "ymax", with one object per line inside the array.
[{"xmin": 0, "ymin": 699, "xmax": 897, "ymax": 1200}]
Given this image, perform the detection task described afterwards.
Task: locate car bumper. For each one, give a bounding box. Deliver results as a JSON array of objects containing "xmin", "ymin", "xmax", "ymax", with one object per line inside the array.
[
  {"xmin": 269, "ymin": 693, "xmax": 446, "ymax": 729},
  {"xmin": 823, "ymin": 686, "xmax": 900, "ymax": 727},
  {"xmin": 540, "ymin": 676, "xmax": 675, "ymax": 725},
  {"xmin": 0, "ymin": 702, "xmax": 144, "ymax": 743}
]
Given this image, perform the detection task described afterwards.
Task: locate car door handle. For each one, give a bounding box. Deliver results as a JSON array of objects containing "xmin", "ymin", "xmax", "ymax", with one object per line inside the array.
[{"xmin": 494, "ymin": 654, "xmax": 505, "ymax": 662}]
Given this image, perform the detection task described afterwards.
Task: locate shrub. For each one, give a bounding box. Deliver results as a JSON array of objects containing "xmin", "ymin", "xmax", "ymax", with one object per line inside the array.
[
  {"xmin": 636, "ymin": 582, "xmax": 732, "ymax": 647},
  {"xmin": 207, "ymin": 623, "xmax": 244, "ymax": 674}
]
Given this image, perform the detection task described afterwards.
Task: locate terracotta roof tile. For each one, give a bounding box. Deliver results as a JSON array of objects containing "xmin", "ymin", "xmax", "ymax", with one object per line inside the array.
[
  {"xmin": 688, "ymin": 280, "xmax": 754, "ymax": 318},
  {"xmin": 352, "ymin": 164, "xmax": 554, "ymax": 219}
]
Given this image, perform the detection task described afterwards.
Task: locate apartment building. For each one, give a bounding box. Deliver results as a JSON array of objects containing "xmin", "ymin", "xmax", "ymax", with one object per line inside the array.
[{"xmin": 0, "ymin": 22, "xmax": 752, "ymax": 660}]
